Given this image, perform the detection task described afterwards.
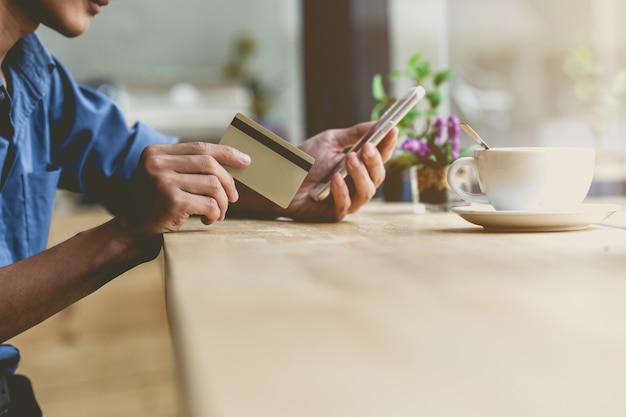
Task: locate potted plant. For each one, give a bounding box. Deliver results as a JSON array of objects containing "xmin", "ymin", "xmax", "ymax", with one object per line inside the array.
[
  {"xmin": 563, "ymin": 46, "xmax": 626, "ymax": 156},
  {"xmin": 372, "ymin": 53, "xmax": 473, "ymax": 207}
]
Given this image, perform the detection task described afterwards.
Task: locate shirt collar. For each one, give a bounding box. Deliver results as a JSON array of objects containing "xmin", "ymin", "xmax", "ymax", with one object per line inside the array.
[{"xmin": 5, "ymin": 33, "xmax": 56, "ymax": 97}]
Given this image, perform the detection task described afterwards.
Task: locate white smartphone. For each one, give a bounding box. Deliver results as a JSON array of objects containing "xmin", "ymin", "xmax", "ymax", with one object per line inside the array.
[{"xmin": 309, "ymin": 85, "xmax": 426, "ymax": 201}]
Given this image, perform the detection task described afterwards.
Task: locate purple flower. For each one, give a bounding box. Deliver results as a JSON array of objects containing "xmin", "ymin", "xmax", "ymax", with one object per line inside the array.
[
  {"xmin": 447, "ymin": 114, "xmax": 460, "ymax": 141},
  {"xmin": 399, "ymin": 113, "xmax": 465, "ymax": 167},
  {"xmin": 433, "ymin": 117, "xmax": 443, "ymax": 139},
  {"xmin": 402, "ymin": 137, "xmax": 432, "ymax": 157},
  {"xmin": 450, "ymin": 136, "xmax": 461, "ymax": 159},
  {"xmin": 432, "ymin": 117, "xmax": 445, "ymax": 144}
]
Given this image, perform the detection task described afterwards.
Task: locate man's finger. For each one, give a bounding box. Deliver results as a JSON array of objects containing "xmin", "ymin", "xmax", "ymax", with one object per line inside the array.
[{"xmin": 143, "ymin": 142, "xmax": 251, "ymax": 167}]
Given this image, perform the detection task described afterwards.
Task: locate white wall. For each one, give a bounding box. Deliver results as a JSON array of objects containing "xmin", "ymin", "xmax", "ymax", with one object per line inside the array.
[{"xmin": 37, "ymin": 0, "xmax": 304, "ymax": 142}]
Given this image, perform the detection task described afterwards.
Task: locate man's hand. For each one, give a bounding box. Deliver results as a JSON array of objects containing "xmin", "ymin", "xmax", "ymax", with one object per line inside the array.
[
  {"xmin": 123, "ymin": 142, "xmax": 251, "ymax": 235},
  {"xmin": 283, "ymin": 121, "xmax": 397, "ymax": 222}
]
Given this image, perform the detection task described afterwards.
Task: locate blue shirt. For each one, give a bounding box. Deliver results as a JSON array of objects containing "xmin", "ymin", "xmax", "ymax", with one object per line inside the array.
[
  {"xmin": 0, "ymin": 33, "xmax": 176, "ymax": 267},
  {"xmin": 0, "ymin": 345, "xmax": 19, "ymax": 375}
]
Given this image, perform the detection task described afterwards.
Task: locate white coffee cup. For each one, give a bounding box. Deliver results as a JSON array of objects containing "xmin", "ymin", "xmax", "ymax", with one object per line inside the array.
[{"xmin": 447, "ymin": 147, "xmax": 595, "ymax": 211}]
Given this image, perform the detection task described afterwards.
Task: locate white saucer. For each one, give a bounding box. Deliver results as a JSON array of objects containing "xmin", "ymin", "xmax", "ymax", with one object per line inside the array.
[{"xmin": 451, "ymin": 203, "xmax": 621, "ymax": 232}]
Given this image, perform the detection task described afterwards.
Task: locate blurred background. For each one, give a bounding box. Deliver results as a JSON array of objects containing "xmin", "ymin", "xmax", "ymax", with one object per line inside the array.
[
  {"xmin": 9, "ymin": 0, "xmax": 626, "ymax": 416},
  {"xmin": 37, "ymin": 0, "xmax": 626, "ymax": 155}
]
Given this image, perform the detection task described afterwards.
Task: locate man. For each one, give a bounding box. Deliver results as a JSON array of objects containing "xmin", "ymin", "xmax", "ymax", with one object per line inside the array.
[{"xmin": 0, "ymin": 0, "xmax": 396, "ymax": 414}]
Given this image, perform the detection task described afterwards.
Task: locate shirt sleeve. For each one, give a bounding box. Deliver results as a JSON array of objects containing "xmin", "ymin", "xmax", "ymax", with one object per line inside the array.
[
  {"xmin": 46, "ymin": 58, "xmax": 178, "ymax": 214},
  {"xmin": 0, "ymin": 345, "xmax": 19, "ymax": 375}
]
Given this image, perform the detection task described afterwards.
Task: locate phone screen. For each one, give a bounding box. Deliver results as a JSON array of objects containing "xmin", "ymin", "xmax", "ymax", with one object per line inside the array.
[{"xmin": 309, "ymin": 85, "xmax": 426, "ymax": 201}]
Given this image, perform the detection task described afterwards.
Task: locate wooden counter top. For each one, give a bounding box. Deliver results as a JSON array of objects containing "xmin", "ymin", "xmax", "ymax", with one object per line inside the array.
[{"xmin": 164, "ymin": 200, "xmax": 626, "ymax": 417}]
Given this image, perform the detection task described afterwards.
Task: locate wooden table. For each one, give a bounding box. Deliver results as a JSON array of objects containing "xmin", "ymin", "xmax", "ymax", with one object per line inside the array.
[{"xmin": 163, "ymin": 200, "xmax": 626, "ymax": 417}]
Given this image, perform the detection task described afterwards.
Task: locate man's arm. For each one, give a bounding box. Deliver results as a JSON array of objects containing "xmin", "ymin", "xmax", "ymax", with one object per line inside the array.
[
  {"xmin": 0, "ymin": 217, "xmax": 158, "ymax": 342},
  {"xmin": 1, "ymin": 142, "xmax": 252, "ymax": 342}
]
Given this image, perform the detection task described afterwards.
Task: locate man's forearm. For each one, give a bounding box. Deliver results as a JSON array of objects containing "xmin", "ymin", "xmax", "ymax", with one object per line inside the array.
[{"xmin": 0, "ymin": 218, "xmax": 161, "ymax": 342}]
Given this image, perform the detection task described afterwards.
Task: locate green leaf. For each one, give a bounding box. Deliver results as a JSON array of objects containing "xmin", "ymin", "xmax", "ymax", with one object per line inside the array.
[
  {"xmin": 411, "ymin": 109, "xmax": 424, "ymax": 119},
  {"xmin": 403, "ymin": 53, "xmax": 429, "ymax": 81},
  {"xmin": 407, "ymin": 53, "xmax": 423, "ymax": 71},
  {"xmin": 389, "ymin": 70, "xmax": 403, "ymax": 81},
  {"xmin": 370, "ymin": 101, "xmax": 388, "ymax": 121},
  {"xmin": 395, "ymin": 118, "xmax": 412, "ymax": 132},
  {"xmin": 434, "ymin": 68, "xmax": 455, "ymax": 86},
  {"xmin": 426, "ymin": 89, "xmax": 443, "ymax": 108},
  {"xmin": 415, "ymin": 60, "xmax": 432, "ymax": 81},
  {"xmin": 400, "ymin": 107, "xmax": 421, "ymax": 123},
  {"xmin": 563, "ymin": 46, "xmax": 602, "ymax": 79},
  {"xmin": 372, "ymin": 74, "xmax": 386, "ymax": 101}
]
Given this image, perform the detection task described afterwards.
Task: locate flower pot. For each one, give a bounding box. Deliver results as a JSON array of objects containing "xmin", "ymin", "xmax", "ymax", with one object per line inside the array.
[{"xmin": 410, "ymin": 165, "xmax": 470, "ymax": 212}]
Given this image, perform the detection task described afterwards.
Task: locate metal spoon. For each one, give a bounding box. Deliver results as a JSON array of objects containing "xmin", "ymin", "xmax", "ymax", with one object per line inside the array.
[{"xmin": 460, "ymin": 122, "xmax": 490, "ymax": 150}]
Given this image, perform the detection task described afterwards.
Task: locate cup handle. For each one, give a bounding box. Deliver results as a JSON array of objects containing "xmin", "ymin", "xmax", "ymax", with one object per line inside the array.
[{"xmin": 447, "ymin": 157, "xmax": 489, "ymax": 205}]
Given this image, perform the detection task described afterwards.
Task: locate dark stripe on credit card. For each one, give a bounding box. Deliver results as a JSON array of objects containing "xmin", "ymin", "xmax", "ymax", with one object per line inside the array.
[{"xmin": 231, "ymin": 117, "xmax": 313, "ymax": 171}]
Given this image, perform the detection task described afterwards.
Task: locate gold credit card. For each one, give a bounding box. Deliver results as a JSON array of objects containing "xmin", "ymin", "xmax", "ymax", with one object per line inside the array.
[{"xmin": 219, "ymin": 113, "xmax": 315, "ymax": 208}]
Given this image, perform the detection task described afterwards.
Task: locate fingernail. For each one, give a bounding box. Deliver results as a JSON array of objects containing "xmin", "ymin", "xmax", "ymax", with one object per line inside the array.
[
  {"xmin": 348, "ymin": 153, "xmax": 360, "ymax": 168},
  {"xmin": 240, "ymin": 153, "xmax": 251, "ymax": 164},
  {"xmin": 363, "ymin": 143, "xmax": 375, "ymax": 158}
]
